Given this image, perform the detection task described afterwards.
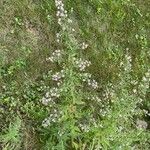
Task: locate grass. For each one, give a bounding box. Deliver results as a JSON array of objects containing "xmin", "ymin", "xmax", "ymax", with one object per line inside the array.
[{"xmin": 0, "ymin": 0, "xmax": 150, "ymax": 149}]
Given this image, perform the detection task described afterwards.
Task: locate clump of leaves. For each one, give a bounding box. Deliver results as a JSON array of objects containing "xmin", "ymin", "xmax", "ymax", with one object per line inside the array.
[{"xmin": 0, "ymin": 117, "xmax": 22, "ymax": 150}]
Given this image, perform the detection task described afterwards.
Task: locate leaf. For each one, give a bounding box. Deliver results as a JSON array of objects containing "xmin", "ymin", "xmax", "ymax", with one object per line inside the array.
[{"xmin": 72, "ymin": 141, "xmax": 79, "ymax": 150}]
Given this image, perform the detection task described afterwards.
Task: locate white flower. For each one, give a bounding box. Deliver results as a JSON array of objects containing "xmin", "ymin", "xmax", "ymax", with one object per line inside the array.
[
  {"xmin": 42, "ymin": 108, "xmax": 63, "ymax": 127},
  {"xmin": 75, "ymin": 58, "xmax": 91, "ymax": 71},
  {"xmin": 79, "ymin": 123, "xmax": 90, "ymax": 132},
  {"xmin": 46, "ymin": 49, "xmax": 62, "ymax": 62},
  {"xmin": 80, "ymin": 73, "xmax": 92, "ymax": 82},
  {"xmin": 52, "ymin": 70, "xmax": 65, "ymax": 81},
  {"xmin": 68, "ymin": 19, "xmax": 72, "ymax": 23},
  {"xmin": 42, "ymin": 118, "xmax": 50, "ymax": 127},
  {"xmin": 81, "ymin": 42, "xmax": 89, "ymax": 49},
  {"xmin": 55, "ymin": 0, "xmax": 68, "ymax": 26},
  {"xmin": 136, "ymin": 119, "xmax": 148, "ymax": 129},
  {"xmin": 87, "ymin": 79, "xmax": 98, "ymax": 89},
  {"xmin": 49, "ymin": 87, "xmax": 60, "ymax": 98}
]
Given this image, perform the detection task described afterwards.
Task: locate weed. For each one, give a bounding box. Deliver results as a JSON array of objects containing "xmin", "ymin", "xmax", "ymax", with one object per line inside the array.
[{"xmin": 0, "ymin": 0, "xmax": 149, "ymax": 149}]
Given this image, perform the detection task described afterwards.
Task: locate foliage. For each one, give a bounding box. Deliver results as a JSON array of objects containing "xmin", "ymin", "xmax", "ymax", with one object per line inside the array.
[
  {"xmin": 0, "ymin": 117, "xmax": 22, "ymax": 150},
  {"xmin": 0, "ymin": 0, "xmax": 149, "ymax": 149}
]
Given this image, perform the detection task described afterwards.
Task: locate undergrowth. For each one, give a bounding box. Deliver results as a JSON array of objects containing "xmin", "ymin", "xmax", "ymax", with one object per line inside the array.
[{"xmin": 0, "ymin": 0, "xmax": 150, "ymax": 149}]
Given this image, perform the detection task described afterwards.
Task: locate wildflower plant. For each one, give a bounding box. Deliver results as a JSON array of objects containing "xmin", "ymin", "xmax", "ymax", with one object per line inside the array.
[
  {"xmin": 0, "ymin": 0, "xmax": 149, "ymax": 149},
  {"xmin": 41, "ymin": 0, "xmax": 104, "ymax": 148},
  {"xmin": 36, "ymin": 1, "xmax": 150, "ymax": 149}
]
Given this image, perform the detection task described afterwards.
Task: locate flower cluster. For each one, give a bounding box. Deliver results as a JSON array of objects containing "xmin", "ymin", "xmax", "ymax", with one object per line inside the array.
[
  {"xmin": 80, "ymin": 73, "xmax": 99, "ymax": 89},
  {"xmin": 74, "ymin": 58, "xmax": 91, "ymax": 71},
  {"xmin": 136, "ymin": 119, "xmax": 148, "ymax": 129},
  {"xmin": 89, "ymin": 117, "xmax": 98, "ymax": 128},
  {"xmin": 41, "ymin": 87, "xmax": 60, "ymax": 106},
  {"xmin": 46, "ymin": 49, "xmax": 63, "ymax": 63},
  {"xmin": 80, "ymin": 72, "xmax": 92, "ymax": 82},
  {"xmin": 55, "ymin": 0, "xmax": 67, "ymax": 26},
  {"xmin": 56, "ymin": 32, "xmax": 61, "ymax": 43},
  {"xmin": 41, "ymin": 96, "xmax": 55, "ymax": 106},
  {"xmin": 124, "ymin": 51, "xmax": 132, "ymax": 71},
  {"xmin": 81, "ymin": 42, "xmax": 88, "ymax": 50},
  {"xmin": 42, "ymin": 109, "xmax": 62, "ymax": 127},
  {"xmin": 87, "ymin": 79, "xmax": 98, "ymax": 89},
  {"xmin": 143, "ymin": 69, "xmax": 150, "ymax": 82},
  {"xmin": 49, "ymin": 87, "xmax": 60, "ymax": 97},
  {"xmin": 87, "ymin": 95, "xmax": 101, "ymax": 103},
  {"xmin": 119, "ymin": 50, "xmax": 132, "ymax": 73},
  {"xmin": 137, "ymin": 69, "xmax": 150, "ymax": 100},
  {"xmin": 52, "ymin": 70, "xmax": 65, "ymax": 81},
  {"xmin": 79, "ymin": 123, "xmax": 90, "ymax": 132},
  {"xmin": 99, "ymin": 108, "xmax": 108, "ymax": 117},
  {"xmin": 58, "ymin": 130, "xmax": 64, "ymax": 137},
  {"xmin": 78, "ymin": 115, "xmax": 99, "ymax": 132}
]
